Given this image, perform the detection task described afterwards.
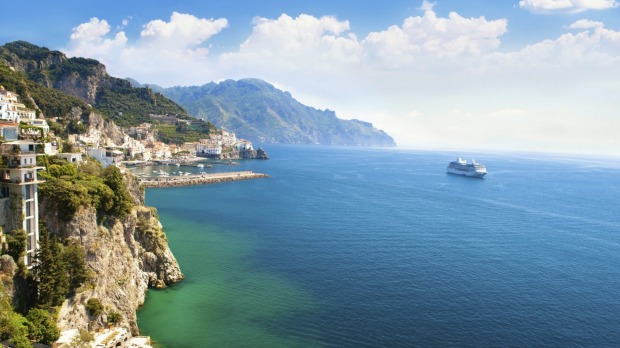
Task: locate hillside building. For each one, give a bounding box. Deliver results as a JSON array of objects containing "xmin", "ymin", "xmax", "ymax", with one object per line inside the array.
[
  {"xmin": 0, "ymin": 140, "xmax": 45, "ymax": 267},
  {"xmin": 88, "ymin": 147, "xmax": 125, "ymax": 168}
]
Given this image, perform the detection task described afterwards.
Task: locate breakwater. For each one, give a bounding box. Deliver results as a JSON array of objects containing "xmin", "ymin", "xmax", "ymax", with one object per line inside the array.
[{"xmin": 138, "ymin": 171, "xmax": 269, "ymax": 188}]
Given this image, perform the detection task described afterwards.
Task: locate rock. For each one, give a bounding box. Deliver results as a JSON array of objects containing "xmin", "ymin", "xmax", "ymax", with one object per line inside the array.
[
  {"xmin": 39, "ymin": 173, "xmax": 183, "ymax": 335},
  {"xmin": 0, "ymin": 254, "xmax": 15, "ymax": 275}
]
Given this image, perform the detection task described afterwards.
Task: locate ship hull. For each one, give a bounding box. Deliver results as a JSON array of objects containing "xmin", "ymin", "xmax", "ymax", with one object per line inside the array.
[{"xmin": 446, "ymin": 168, "xmax": 487, "ymax": 178}]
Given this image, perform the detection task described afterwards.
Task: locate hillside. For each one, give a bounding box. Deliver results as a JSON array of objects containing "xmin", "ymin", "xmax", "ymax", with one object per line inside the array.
[
  {"xmin": 156, "ymin": 79, "xmax": 396, "ymax": 146},
  {"xmin": 0, "ymin": 41, "xmax": 193, "ymax": 128}
]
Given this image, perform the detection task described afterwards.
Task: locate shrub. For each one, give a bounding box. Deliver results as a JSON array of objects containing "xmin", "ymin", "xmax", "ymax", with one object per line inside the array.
[
  {"xmin": 5, "ymin": 229, "xmax": 26, "ymax": 263},
  {"xmin": 85, "ymin": 298, "xmax": 104, "ymax": 317},
  {"xmin": 26, "ymin": 308, "xmax": 60, "ymax": 345},
  {"xmin": 107, "ymin": 311, "xmax": 122, "ymax": 326},
  {"xmin": 39, "ymin": 179, "xmax": 90, "ymax": 222}
]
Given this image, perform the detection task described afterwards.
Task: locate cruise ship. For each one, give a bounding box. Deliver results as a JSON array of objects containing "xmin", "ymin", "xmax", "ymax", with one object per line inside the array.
[{"xmin": 446, "ymin": 157, "xmax": 487, "ymax": 178}]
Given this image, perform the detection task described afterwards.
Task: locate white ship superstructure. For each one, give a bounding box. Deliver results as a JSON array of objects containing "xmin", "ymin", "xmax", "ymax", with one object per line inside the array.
[{"xmin": 447, "ymin": 157, "xmax": 487, "ymax": 178}]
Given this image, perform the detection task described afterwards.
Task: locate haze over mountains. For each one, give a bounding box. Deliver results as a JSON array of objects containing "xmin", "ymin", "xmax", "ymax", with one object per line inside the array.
[
  {"xmin": 132, "ymin": 79, "xmax": 396, "ymax": 147},
  {"xmin": 0, "ymin": 40, "xmax": 395, "ymax": 147}
]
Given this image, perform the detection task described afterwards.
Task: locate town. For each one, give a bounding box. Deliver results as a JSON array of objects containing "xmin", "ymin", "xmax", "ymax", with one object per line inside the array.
[
  {"xmin": 1, "ymin": 85, "xmax": 261, "ymax": 168},
  {"xmin": 0, "ymin": 85, "xmax": 264, "ymax": 347}
]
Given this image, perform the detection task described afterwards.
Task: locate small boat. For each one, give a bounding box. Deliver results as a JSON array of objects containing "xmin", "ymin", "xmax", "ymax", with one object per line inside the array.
[{"xmin": 196, "ymin": 164, "xmax": 204, "ymax": 168}]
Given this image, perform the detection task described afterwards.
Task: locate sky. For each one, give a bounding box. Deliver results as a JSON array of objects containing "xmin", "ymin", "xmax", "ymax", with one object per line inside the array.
[{"xmin": 2, "ymin": 0, "xmax": 620, "ymax": 156}]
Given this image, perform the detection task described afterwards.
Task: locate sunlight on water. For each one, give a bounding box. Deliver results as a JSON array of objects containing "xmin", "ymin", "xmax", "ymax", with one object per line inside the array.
[{"xmin": 138, "ymin": 145, "xmax": 620, "ymax": 347}]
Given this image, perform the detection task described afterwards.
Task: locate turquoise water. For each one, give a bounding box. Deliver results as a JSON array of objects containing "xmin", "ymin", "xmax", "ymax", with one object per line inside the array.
[{"xmin": 137, "ymin": 145, "xmax": 620, "ymax": 347}]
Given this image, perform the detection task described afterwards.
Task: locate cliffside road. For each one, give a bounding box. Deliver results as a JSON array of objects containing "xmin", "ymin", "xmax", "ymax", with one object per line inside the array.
[{"xmin": 138, "ymin": 171, "xmax": 269, "ymax": 188}]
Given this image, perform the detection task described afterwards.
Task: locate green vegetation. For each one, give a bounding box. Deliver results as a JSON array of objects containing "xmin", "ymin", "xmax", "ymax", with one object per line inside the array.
[
  {"xmin": 107, "ymin": 310, "xmax": 122, "ymax": 326},
  {"xmin": 39, "ymin": 158, "xmax": 133, "ymax": 222},
  {"xmin": 156, "ymin": 119, "xmax": 217, "ymax": 145},
  {"xmin": 0, "ymin": 41, "xmax": 189, "ymax": 345},
  {"xmin": 25, "ymin": 308, "xmax": 60, "ymax": 344},
  {"xmin": 0, "ymin": 224, "xmax": 90, "ymax": 345},
  {"xmin": 1, "ymin": 41, "xmax": 218, "ymax": 144},
  {"xmin": 95, "ymin": 84, "xmax": 189, "ymax": 127},
  {"xmin": 32, "ymin": 227, "xmax": 69, "ymax": 307},
  {"xmin": 0, "ymin": 61, "xmax": 91, "ymax": 117},
  {"xmin": 0, "ymin": 282, "xmax": 30, "ymax": 348},
  {"xmin": 4, "ymin": 229, "xmax": 26, "ymax": 263},
  {"xmin": 162, "ymin": 78, "xmax": 397, "ymax": 146},
  {"xmin": 70, "ymin": 329, "xmax": 94, "ymax": 347},
  {"xmin": 0, "ymin": 153, "xmax": 137, "ymax": 345},
  {"xmin": 85, "ymin": 298, "xmax": 104, "ymax": 317}
]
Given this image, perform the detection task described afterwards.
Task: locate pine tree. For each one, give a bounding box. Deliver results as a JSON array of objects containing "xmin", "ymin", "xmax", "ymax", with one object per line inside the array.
[
  {"xmin": 64, "ymin": 241, "xmax": 89, "ymax": 295},
  {"xmin": 32, "ymin": 227, "xmax": 69, "ymax": 308}
]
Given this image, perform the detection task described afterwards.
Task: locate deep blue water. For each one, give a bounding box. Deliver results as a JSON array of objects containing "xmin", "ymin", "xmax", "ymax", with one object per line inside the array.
[{"xmin": 137, "ymin": 145, "xmax": 620, "ymax": 347}]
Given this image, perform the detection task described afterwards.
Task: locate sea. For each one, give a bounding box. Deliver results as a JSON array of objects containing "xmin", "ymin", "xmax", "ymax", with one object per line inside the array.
[{"xmin": 134, "ymin": 145, "xmax": 620, "ymax": 347}]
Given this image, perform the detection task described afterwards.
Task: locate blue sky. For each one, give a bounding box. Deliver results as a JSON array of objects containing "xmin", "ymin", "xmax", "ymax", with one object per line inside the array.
[{"xmin": 2, "ymin": 0, "xmax": 620, "ymax": 155}]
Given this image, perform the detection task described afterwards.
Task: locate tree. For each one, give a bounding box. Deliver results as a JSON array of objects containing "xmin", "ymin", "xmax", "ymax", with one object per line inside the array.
[
  {"xmin": 85, "ymin": 298, "xmax": 104, "ymax": 317},
  {"xmin": 39, "ymin": 178, "xmax": 91, "ymax": 222},
  {"xmin": 26, "ymin": 308, "xmax": 59, "ymax": 345},
  {"xmin": 79, "ymin": 180, "xmax": 115, "ymax": 221},
  {"xmin": 32, "ymin": 227, "xmax": 69, "ymax": 308},
  {"xmin": 64, "ymin": 241, "xmax": 89, "ymax": 295},
  {"xmin": 5, "ymin": 229, "xmax": 26, "ymax": 263},
  {"xmin": 107, "ymin": 311, "xmax": 122, "ymax": 326},
  {"xmin": 102, "ymin": 166, "xmax": 132, "ymax": 218},
  {"xmin": 0, "ymin": 283, "xmax": 31, "ymax": 348},
  {"xmin": 47, "ymin": 162, "xmax": 78, "ymax": 178}
]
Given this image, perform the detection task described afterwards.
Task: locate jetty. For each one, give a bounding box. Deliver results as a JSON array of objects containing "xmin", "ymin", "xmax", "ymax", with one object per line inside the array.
[{"xmin": 138, "ymin": 171, "xmax": 269, "ymax": 188}]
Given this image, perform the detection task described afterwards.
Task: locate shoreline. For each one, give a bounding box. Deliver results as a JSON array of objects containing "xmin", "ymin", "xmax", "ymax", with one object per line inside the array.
[{"xmin": 138, "ymin": 171, "xmax": 269, "ymax": 188}]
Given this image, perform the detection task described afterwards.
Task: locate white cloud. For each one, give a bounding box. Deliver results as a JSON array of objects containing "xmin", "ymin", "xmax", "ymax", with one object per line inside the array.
[
  {"xmin": 420, "ymin": 0, "xmax": 436, "ymax": 11},
  {"xmin": 140, "ymin": 12, "xmax": 228, "ymax": 49},
  {"xmin": 519, "ymin": 0, "xmax": 619, "ymax": 14},
  {"xmin": 219, "ymin": 14, "xmax": 361, "ymax": 75},
  {"xmin": 70, "ymin": 18, "xmax": 112, "ymax": 42},
  {"xmin": 568, "ymin": 19, "xmax": 605, "ymax": 29},
  {"xmin": 65, "ymin": 13, "xmax": 228, "ymax": 85},
  {"xmin": 62, "ymin": 4, "xmax": 620, "ymax": 156},
  {"xmin": 362, "ymin": 9, "xmax": 508, "ymax": 66}
]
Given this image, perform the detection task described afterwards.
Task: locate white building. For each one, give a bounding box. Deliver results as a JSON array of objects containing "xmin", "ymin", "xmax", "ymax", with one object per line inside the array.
[
  {"xmin": 57, "ymin": 153, "xmax": 83, "ymax": 164},
  {"xmin": 0, "ymin": 101, "xmax": 20, "ymax": 122},
  {"xmin": 24, "ymin": 118, "xmax": 50, "ymax": 135},
  {"xmin": 235, "ymin": 139, "xmax": 253, "ymax": 151},
  {"xmin": 0, "ymin": 87, "xmax": 36, "ymax": 123},
  {"xmin": 0, "ymin": 141, "xmax": 45, "ymax": 267},
  {"xmin": 88, "ymin": 147, "xmax": 124, "ymax": 168}
]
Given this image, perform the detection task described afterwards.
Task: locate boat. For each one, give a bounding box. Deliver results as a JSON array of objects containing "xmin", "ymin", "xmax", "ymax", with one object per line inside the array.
[
  {"xmin": 196, "ymin": 163, "xmax": 204, "ymax": 168},
  {"xmin": 447, "ymin": 157, "xmax": 487, "ymax": 178}
]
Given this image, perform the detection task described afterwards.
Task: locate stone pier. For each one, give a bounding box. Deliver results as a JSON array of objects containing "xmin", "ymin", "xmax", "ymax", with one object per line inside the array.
[{"xmin": 137, "ymin": 171, "xmax": 269, "ymax": 188}]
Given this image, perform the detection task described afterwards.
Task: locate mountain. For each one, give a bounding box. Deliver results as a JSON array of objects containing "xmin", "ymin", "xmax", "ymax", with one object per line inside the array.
[
  {"xmin": 0, "ymin": 41, "xmax": 191, "ymax": 128},
  {"xmin": 159, "ymin": 79, "xmax": 396, "ymax": 146}
]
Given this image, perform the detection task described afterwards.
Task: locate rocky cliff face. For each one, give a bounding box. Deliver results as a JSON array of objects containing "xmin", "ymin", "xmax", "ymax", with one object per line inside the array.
[
  {"xmin": 38, "ymin": 175, "xmax": 183, "ymax": 335},
  {"xmin": 84, "ymin": 110, "xmax": 126, "ymax": 147},
  {"xmin": 0, "ymin": 41, "xmax": 112, "ymax": 105}
]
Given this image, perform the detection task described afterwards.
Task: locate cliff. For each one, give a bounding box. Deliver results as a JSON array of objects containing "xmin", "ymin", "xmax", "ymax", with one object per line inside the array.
[{"xmin": 38, "ymin": 173, "xmax": 183, "ymax": 335}]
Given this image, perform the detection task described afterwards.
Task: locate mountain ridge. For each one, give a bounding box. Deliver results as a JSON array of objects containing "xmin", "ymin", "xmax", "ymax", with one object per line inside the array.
[{"xmin": 134, "ymin": 78, "xmax": 396, "ymax": 147}]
